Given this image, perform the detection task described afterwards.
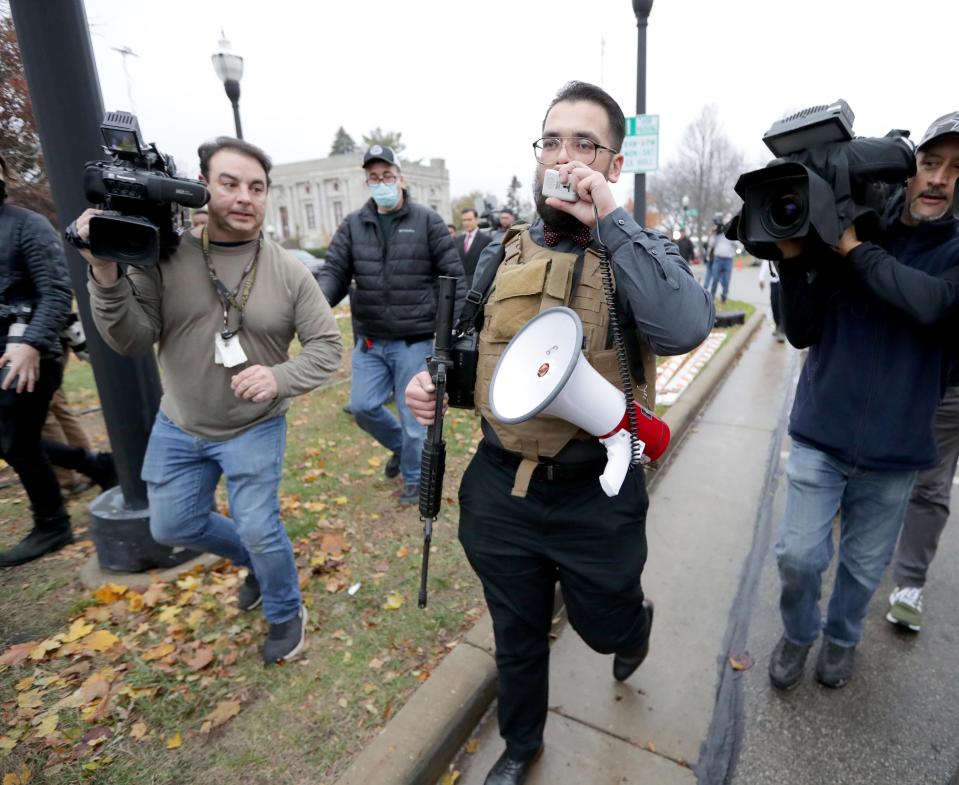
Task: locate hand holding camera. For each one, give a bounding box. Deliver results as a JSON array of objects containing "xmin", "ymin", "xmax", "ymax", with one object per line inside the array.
[{"xmin": 542, "ymin": 162, "xmax": 618, "ymax": 227}]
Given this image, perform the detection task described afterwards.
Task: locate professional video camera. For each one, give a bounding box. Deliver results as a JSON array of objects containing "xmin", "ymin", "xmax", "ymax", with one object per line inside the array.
[
  {"xmin": 727, "ymin": 100, "xmax": 916, "ymax": 259},
  {"xmin": 79, "ymin": 111, "xmax": 209, "ymax": 266}
]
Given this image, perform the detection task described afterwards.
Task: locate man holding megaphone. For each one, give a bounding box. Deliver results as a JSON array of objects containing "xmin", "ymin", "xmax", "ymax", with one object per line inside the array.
[{"xmin": 406, "ymin": 82, "xmax": 714, "ymax": 785}]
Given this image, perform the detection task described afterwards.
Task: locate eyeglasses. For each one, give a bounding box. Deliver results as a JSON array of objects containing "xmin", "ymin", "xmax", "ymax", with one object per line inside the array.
[
  {"xmin": 366, "ymin": 173, "xmax": 398, "ymax": 185},
  {"xmin": 532, "ymin": 137, "xmax": 618, "ymax": 166}
]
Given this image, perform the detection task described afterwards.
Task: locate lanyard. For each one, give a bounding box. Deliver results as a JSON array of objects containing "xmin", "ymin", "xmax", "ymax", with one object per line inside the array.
[{"xmin": 201, "ymin": 227, "xmax": 261, "ymax": 339}]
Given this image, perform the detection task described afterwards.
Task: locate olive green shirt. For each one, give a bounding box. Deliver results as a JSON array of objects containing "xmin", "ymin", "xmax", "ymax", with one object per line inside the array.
[{"xmin": 87, "ymin": 233, "xmax": 343, "ymax": 440}]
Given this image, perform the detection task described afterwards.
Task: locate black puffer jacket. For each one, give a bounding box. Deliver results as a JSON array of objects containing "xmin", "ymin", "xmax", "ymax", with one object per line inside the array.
[
  {"xmin": 319, "ymin": 192, "xmax": 465, "ymax": 339},
  {"xmin": 0, "ymin": 203, "xmax": 73, "ymax": 355}
]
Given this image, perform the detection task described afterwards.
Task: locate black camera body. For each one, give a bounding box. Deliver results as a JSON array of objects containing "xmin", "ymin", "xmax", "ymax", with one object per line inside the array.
[
  {"xmin": 728, "ymin": 100, "xmax": 916, "ymax": 258},
  {"xmin": 82, "ymin": 112, "xmax": 209, "ymax": 266}
]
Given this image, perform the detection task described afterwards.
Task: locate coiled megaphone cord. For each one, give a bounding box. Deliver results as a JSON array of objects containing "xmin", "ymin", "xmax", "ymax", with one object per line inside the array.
[{"xmin": 593, "ymin": 204, "xmax": 644, "ymax": 468}]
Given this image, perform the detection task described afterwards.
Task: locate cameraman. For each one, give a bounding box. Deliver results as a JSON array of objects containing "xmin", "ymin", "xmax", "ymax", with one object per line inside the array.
[
  {"xmin": 768, "ymin": 114, "xmax": 959, "ymax": 691},
  {"xmin": 406, "ymin": 82, "xmax": 713, "ymax": 785},
  {"xmin": 73, "ymin": 137, "xmax": 343, "ymax": 664},
  {"xmin": 0, "ymin": 154, "xmax": 75, "ymax": 568}
]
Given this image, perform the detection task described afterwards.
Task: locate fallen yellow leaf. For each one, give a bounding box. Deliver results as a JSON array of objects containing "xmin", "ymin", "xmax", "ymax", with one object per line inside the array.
[
  {"xmin": 0, "ymin": 735, "xmax": 18, "ymax": 752},
  {"xmin": 337, "ymin": 697, "xmax": 348, "ymax": 709},
  {"xmin": 157, "ymin": 605, "xmax": 182, "ymax": 624},
  {"xmin": 94, "ymin": 583, "xmax": 128, "ymax": 604},
  {"xmin": 141, "ymin": 642, "xmax": 176, "ymax": 662},
  {"xmin": 3, "ymin": 766, "xmax": 31, "ymax": 785},
  {"xmin": 166, "ymin": 731, "xmax": 182, "ymax": 749},
  {"xmin": 126, "ymin": 592, "xmax": 145, "ymax": 611},
  {"xmin": 383, "ymin": 592, "xmax": 404, "ymax": 610},
  {"xmin": 201, "ymin": 700, "xmax": 241, "ymax": 732},
  {"xmin": 334, "ymin": 495, "xmax": 348, "ymax": 506},
  {"xmin": 14, "ymin": 676, "xmax": 34, "ymax": 692},
  {"xmin": 368, "ymin": 657, "xmax": 384, "ymax": 670},
  {"xmin": 395, "ymin": 545, "xmax": 410, "ymax": 558},
  {"xmin": 367, "ymin": 457, "xmax": 382, "ymax": 467},
  {"xmin": 63, "ymin": 618, "xmax": 95, "ymax": 643},
  {"xmin": 34, "ymin": 713, "xmax": 58, "ymax": 737},
  {"xmin": 16, "ymin": 690, "xmax": 44, "ymax": 710},
  {"xmin": 29, "ymin": 637, "xmax": 62, "ymax": 661},
  {"xmin": 81, "ymin": 630, "xmax": 119, "ymax": 653},
  {"xmin": 130, "ymin": 722, "xmax": 148, "ymax": 740}
]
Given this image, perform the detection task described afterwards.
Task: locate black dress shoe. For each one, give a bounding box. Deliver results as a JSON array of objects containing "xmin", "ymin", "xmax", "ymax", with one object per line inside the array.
[
  {"xmin": 768, "ymin": 635, "xmax": 812, "ymax": 691},
  {"xmin": 483, "ymin": 747, "xmax": 543, "ymax": 785},
  {"xmin": 815, "ymin": 640, "xmax": 856, "ymax": 689},
  {"xmin": 384, "ymin": 452, "xmax": 401, "ymax": 479},
  {"xmin": 613, "ymin": 599, "xmax": 655, "ymax": 682},
  {"xmin": 0, "ymin": 525, "xmax": 74, "ymax": 568}
]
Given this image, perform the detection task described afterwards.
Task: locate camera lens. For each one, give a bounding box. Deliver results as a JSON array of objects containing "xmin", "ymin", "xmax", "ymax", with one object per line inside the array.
[{"xmin": 761, "ymin": 188, "xmax": 806, "ymax": 238}]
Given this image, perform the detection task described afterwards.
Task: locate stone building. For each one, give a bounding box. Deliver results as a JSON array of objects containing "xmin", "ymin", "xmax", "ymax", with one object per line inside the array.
[{"xmin": 264, "ymin": 152, "xmax": 451, "ymax": 250}]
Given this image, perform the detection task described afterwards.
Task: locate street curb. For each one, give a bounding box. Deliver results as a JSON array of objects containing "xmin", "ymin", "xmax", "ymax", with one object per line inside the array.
[{"xmin": 333, "ymin": 311, "xmax": 766, "ymax": 785}]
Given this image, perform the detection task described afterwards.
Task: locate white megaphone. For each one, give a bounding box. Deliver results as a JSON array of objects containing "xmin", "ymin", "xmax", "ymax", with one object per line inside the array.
[{"xmin": 489, "ymin": 307, "xmax": 669, "ymax": 497}]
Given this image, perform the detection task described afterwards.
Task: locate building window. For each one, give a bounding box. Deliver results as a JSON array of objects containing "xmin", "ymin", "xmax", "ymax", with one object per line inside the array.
[
  {"xmin": 305, "ymin": 203, "xmax": 316, "ymax": 230},
  {"xmin": 333, "ymin": 201, "xmax": 344, "ymax": 225},
  {"xmin": 279, "ymin": 206, "xmax": 290, "ymax": 239}
]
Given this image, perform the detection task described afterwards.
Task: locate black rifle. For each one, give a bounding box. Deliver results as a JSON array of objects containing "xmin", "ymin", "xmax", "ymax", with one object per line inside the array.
[{"xmin": 417, "ymin": 275, "xmax": 458, "ymax": 609}]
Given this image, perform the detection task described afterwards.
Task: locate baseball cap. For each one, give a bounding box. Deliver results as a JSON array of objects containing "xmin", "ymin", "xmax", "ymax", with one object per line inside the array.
[
  {"xmin": 363, "ymin": 144, "xmax": 400, "ymax": 169},
  {"xmin": 917, "ymin": 111, "xmax": 959, "ymax": 152}
]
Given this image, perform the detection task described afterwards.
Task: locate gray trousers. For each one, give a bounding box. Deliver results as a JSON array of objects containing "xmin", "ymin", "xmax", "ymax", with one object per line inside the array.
[{"xmin": 892, "ymin": 385, "xmax": 959, "ymax": 588}]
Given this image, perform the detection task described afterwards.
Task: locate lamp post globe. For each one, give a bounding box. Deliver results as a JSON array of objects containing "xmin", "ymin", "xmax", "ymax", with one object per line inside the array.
[{"xmin": 211, "ymin": 33, "xmax": 244, "ymax": 139}]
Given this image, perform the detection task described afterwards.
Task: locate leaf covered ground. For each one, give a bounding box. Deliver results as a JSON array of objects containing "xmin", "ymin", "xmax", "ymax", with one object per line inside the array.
[{"xmin": 0, "ymin": 309, "xmax": 484, "ymax": 784}]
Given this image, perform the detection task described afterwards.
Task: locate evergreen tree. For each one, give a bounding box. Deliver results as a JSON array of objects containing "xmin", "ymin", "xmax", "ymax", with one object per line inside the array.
[{"xmin": 329, "ymin": 126, "xmax": 356, "ymax": 155}]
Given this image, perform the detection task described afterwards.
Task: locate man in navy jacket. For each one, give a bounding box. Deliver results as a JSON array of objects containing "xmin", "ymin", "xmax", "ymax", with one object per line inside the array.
[{"xmin": 768, "ymin": 113, "xmax": 959, "ymax": 690}]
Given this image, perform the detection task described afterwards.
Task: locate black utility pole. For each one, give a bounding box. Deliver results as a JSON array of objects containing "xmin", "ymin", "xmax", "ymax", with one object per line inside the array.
[
  {"xmin": 10, "ymin": 0, "xmax": 194, "ymax": 571},
  {"xmin": 632, "ymin": 0, "xmax": 653, "ymax": 227}
]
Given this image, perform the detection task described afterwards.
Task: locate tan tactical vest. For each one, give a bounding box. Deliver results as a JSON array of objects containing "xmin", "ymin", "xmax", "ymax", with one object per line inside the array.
[{"xmin": 474, "ymin": 226, "xmax": 657, "ymax": 496}]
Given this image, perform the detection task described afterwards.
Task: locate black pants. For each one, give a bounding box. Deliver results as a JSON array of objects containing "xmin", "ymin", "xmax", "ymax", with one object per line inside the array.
[
  {"xmin": 459, "ymin": 441, "xmax": 652, "ymax": 760},
  {"xmin": 0, "ymin": 358, "xmax": 68, "ymax": 525}
]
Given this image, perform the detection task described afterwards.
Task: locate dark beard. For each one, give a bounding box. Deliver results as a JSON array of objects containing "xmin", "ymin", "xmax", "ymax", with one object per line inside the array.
[{"xmin": 533, "ymin": 168, "xmax": 585, "ymax": 234}]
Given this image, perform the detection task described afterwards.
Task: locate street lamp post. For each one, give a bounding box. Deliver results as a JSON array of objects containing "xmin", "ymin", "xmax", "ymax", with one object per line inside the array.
[
  {"xmin": 681, "ymin": 194, "xmax": 690, "ymax": 229},
  {"xmin": 631, "ymin": 0, "xmax": 653, "ymax": 227},
  {"xmin": 211, "ymin": 33, "xmax": 244, "ymax": 139}
]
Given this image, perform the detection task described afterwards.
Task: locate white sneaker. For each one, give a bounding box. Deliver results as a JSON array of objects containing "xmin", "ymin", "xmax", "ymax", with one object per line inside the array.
[{"xmin": 886, "ymin": 586, "xmax": 923, "ymax": 632}]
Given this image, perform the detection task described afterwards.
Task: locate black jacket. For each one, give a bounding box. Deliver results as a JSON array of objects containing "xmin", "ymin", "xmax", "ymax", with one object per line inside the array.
[
  {"xmin": 454, "ymin": 230, "xmax": 492, "ymax": 286},
  {"xmin": 319, "ymin": 192, "xmax": 466, "ymax": 339},
  {"xmin": 780, "ymin": 205, "xmax": 959, "ymax": 471},
  {"xmin": 0, "ymin": 203, "xmax": 73, "ymax": 355}
]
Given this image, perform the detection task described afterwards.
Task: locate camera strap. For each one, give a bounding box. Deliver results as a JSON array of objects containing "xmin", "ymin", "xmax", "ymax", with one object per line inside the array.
[{"xmin": 201, "ymin": 227, "xmax": 261, "ymax": 339}]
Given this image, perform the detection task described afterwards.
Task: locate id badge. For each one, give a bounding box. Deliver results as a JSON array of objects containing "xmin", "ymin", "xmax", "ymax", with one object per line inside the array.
[{"xmin": 214, "ymin": 333, "xmax": 248, "ymax": 368}]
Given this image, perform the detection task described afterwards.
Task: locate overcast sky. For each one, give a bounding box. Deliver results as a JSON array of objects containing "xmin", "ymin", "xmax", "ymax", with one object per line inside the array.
[{"xmin": 81, "ymin": 0, "xmax": 959, "ymax": 211}]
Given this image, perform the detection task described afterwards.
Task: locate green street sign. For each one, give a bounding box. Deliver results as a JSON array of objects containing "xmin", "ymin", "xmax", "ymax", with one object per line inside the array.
[{"xmin": 622, "ymin": 114, "xmax": 659, "ymax": 174}]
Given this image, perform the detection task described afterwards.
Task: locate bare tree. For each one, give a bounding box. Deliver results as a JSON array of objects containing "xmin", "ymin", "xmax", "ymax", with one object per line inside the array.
[{"xmin": 649, "ymin": 105, "xmax": 745, "ymax": 242}]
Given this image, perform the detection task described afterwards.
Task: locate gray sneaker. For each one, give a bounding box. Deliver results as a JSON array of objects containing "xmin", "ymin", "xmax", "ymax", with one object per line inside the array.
[
  {"xmin": 262, "ymin": 606, "xmax": 308, "ymax": 665},
  {"xmin": 815, "ymin": 640, "xmax": 856, "ymax": 688},
  {"xmin": 886, "ymin": 586, "xmax": 922, "ymax": 632},
  {"xmin": 768, "ymin": 635, "xmax": 812, "ymax": 690}
]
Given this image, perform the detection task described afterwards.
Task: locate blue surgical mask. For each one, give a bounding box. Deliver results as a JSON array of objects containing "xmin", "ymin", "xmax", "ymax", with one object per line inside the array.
[{"xmin": 369, "ymin": 182, "xmax": 400, "ymax": 210}]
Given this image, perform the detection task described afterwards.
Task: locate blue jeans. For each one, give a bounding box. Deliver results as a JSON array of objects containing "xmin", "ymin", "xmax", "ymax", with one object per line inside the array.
[
  {"xmin": 350, "ymin": 337, "xmax": 429, "ymax": 485},
  {"xmin": 709, "ymin": 256, "xmax": 733, "ymax": 300},
  {"xmin": 142, "ymin": 412, "xmax": 301, "ymax": 624},
  {"xmin": 774, "ymin": 440, "xmax": 917, "ymax": 647},
  {"xmin": 702, "ymin": 260, "xmax": 715, "ymax": 293}
]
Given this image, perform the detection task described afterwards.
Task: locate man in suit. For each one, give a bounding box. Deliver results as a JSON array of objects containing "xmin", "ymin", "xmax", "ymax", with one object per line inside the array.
[{"xmin": 455, "ymin": 207, "xmax": 492, "ymax": 286}]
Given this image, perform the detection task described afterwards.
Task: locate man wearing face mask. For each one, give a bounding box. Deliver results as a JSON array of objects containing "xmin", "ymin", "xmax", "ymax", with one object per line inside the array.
[{"xmin": 319, "ymin": 145, "xmax": 465, "ymax": 505}]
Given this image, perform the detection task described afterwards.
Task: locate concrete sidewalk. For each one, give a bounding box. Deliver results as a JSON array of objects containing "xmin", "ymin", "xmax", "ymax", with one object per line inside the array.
[{"xmin": 448, "ymin": 308, "xmax": 798, "ymax": 783}]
